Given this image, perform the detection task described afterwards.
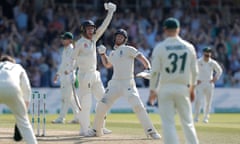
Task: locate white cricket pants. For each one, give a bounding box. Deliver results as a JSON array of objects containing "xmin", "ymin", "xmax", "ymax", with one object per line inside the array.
[
  {"xmin": 93, "ymin": 79, "xmax": 158, "ymax": 136},
  {"xmin": 157, "ymin": 84, "xmax": 199, "ymax": 144},
  {"xmin": 59, "ymin": 74, "xmax": 79, "ymax": 120},
  {"xmin": 77, "ymin": 70, "xmax": 105, "ymax": 135},
  {"xmin": 0, "ymin": 82, "xmax": 37, "ymax": 144},
  {"xmin": 195, "ymin": 81, "xmax": 214, "ymax": 120}
]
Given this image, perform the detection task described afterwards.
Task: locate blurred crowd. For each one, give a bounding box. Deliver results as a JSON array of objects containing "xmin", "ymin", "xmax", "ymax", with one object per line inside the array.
[{"xmin": 0, "ymin": 0, "xmax": 240, "ymax": 88}]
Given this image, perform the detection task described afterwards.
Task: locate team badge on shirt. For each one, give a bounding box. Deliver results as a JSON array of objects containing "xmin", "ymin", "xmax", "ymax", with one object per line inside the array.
[{"xmin": 84, "ymin": 43, "xmax": 88, "ymax": 48}]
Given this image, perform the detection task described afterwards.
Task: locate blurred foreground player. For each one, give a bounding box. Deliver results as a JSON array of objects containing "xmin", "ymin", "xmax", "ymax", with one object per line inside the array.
[{"xmin": 0, "ymin": 55, "xmax": 37, "ymax": 144}]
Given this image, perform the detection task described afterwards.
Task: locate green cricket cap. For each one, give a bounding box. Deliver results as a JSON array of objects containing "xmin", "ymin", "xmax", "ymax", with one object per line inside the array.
[
  {"xmin": 61, "ymin": 32, "xmax": 74, "ymax": 40},
  {"xmin": 203, "ymin": 47, "xmax": 212, "ymax": 52},
  {"xmin": 163, "ymin": 17, "xmax": 180, "ymax": 29}
]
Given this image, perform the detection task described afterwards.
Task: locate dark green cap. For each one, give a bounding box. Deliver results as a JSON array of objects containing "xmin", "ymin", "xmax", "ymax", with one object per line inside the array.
[
  {"xmin": 163, "ymin": 17, "xmax": 180, "ymax": 29},
  {"xmin": 203, "ymin": 47, "xmax": 212, "ymax": 52},
  {"xmin": 61, "ymin": 32, "xmax": 74, "ymax": 40}
]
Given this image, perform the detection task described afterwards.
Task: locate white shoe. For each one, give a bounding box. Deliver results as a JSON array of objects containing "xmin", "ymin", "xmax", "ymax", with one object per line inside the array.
[
  {"xmin": 68, "ymin": 119, "xmax": 79, "ymax": 124},
  {"xmin": 51, "ymin": 118, "xmax": 65, "ymax": 124},
  {"xmin": 84, "ymin": 129, "xmax": 97, "ymax": 137},
  {"xmin": 147, "ymin": 129, "xmax": 161, "ymax": 139},
  {"xmin": 148, "ymin": 132, "xmax": 161, "ymax": 139},
  {"xmin": 203, "ymin": 118, "xmax": 209, "ymax": 123},
  {"xmin": 103, "ymin": 128, "xmax": 112, "ymax": 134}
]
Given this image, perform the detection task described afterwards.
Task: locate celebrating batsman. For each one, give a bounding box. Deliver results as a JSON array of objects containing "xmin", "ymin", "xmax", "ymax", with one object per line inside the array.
[
  {"xmin": 71, "ymin": 2, "xmax": 116, "ymax": 136},
  {"xmin": 88, "ymin": 29, "xmax": 161, "ymax": 139}
]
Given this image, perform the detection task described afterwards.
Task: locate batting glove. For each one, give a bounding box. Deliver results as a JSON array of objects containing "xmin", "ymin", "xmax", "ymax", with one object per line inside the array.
[
  {"xmin": 106, "ymin": 2, "xmax": 116, "ymax": 12},
  {"xmin": 97, "ymin": 45, "xmax": 107, "ymax": 54}
]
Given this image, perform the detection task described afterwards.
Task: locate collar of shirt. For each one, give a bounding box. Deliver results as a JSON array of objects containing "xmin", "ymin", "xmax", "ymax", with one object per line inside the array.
[
  {"xmin": 165, "ymin": 36, "xmax": 181, "ymax": 41},
  {"xmin": 114, "ymin": 44, "xmax": 125, "ymax": 50}
]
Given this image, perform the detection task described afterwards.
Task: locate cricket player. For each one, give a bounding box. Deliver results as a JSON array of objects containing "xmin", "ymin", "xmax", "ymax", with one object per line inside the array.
[
  {"xmin": 88, "ymin": 29, "xmax": 161, "ymax": 139},
  {"xmin": 194, "ymin": 47, "xmax": 223, "ymax": 123},
  {"xmin": 72, "ymin": 2, "xmax": 116, "ymax": 136},
  {"xmin": 148, "ymin": 17, "xmax": 199, "ymax": 144},
  {"xmin": 0, "ymin": 55, "xmax": 37, "ymax": 144},
  {"xmin": 52, "ymin": 32, "xmax": 79, "ymax": 124}
]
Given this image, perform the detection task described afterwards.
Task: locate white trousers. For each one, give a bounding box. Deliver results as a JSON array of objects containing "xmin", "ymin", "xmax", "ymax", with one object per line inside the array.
[
  {"xmin": 58, "ymin": 74, "xmax": 79, "ymax": 120},
  {"xmin": 93, "ymin": 79, "xmax": 158, "ymax": 136},
  {"xmin": 158, "ymin": 84, "xmax": 199, "ymax": 144},
  {"xmin": 194, "ymin": 82, "xmax": 214, "ymax": 120},
  {"xmin": 0, "ymin": 82, "xmax": 37, "ymax": 144},
  {"xmin": 77, "ymin": 71, "xmax": 105, "ymax": 135}
]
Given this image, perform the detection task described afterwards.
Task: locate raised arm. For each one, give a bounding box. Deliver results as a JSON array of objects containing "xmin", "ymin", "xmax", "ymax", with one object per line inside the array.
[
  {"xmin": 97, "ymin": 45, "xmax": 112, "ymax": 68},
  {"xmin": 95, "ymin": 2, "xmax": 116, "ymax": 40}
]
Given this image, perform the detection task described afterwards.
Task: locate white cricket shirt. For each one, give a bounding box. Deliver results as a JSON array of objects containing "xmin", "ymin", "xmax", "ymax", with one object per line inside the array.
[
  {"xmin": 197, "ymin": 57, "xmax": 222, "ymax": 81},
  {"xmin": 57, "ymin": 44, "xmax": 74, "ymax": 75},
  {"xmin": 150, "ymin": 36, "xmax": 199, "ymax": 90},
  {"xmin": 109, "ymin": 44, "xmax": 140, "ymax": 80},
  {"xmin": 0, "ymin": 61, "xmax": 31, "ymax": 102}
]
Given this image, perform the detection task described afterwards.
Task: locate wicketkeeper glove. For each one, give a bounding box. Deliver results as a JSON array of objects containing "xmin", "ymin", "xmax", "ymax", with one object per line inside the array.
[
  {"xmin": 74, "ymin": 68, "xmax": 79, "ymax": 88},
  {"xmin": 97, "ymin": 45, "xmax": 107, "ymax": 54},
  {"xmin": 74, "ymin": 77, "xmax": 79, "ymax": 88},
  {"xmin": 104, "ymin": 2, "xmax": 116, "ymax": 12}
]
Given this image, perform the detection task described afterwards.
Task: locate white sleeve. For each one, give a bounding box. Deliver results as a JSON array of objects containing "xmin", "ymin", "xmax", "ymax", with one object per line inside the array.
[
  {"xmin": 20, "ymin": 67, "xmax": 32, "ymax": 102},
  {"xmin": 190, "ymin": 46, "xmax": 199, "ymax": 85},
  {"xmin": 94, "ymin": 11, "xmax": 114, "ymax": 41},
  {"xmin": 149, "ymin": 47, "xmax": 161, "ymax": 91},
  {"xmin": 72, "ymin": 40, "xmax": 81, "ymax": 69},
  {"xmin": 213, "ymin": 60, "xmax": 223, "ymax": 80}
]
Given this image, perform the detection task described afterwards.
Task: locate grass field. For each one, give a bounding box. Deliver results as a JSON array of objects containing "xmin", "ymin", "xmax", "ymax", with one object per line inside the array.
[{"xmin": 0, "ymin": 113, "xmax": 240, "ymax": 144}]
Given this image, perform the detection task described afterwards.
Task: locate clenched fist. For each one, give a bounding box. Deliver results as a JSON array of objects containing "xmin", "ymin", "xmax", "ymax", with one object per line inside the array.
[
  {"xmin": 104, "ymin": 2, "xmax": 116, "ymax": 12},
  {"xmin": 97, "ymin": 45, "xmax": 107, "ymax": 54}
]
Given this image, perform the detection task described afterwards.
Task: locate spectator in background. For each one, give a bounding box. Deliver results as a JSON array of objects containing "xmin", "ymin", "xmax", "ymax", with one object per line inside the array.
[{"xmin": 0, "ymin": 0, "xmax": 239, "ymax": 88}]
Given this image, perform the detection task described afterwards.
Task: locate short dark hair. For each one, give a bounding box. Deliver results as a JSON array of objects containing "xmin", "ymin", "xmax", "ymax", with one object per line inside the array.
[{"xmin": 0, "ymin": 55, "xmax": 16, "ymax": 63}]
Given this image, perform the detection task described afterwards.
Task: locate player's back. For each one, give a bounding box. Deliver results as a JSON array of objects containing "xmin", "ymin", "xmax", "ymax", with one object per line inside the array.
[
  {"xmin": 0, "ymin": 61, "xmax": 23, "ymax": 86},
  {"xmin": 154, "ymin": 36, "xmax": 197, "ymax": 86}
]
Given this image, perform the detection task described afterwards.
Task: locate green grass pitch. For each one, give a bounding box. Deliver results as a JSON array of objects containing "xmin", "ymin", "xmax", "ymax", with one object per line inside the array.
[{"xmin": 0, "ymin": 113, "xmax": 239, "ymax": 144}]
